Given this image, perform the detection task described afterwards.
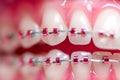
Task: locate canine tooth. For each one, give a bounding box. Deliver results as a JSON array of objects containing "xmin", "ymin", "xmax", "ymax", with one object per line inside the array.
[
  {"xmin": 43, "ymin": 49, "xmax": 69, "ymax": 80},
  {"xmin": 93, "ymin": 9, "xmax": 120, "ymax": 49},
  {"xmin": 71, "ymin": 51, "xmax": 92, "ymax": 80},
  {"xmin": 68, "ymin": 10, "xmax": 92, "ymax": 45},
  {"xmin": 93, "ymin": 51, "xmax": 112, "ymax": 80},
  {"xmin": 112, "ymin": 53, "xmax": 120, "ymax": 80},
  {"xmin": 41, "ymin": 8, "xmax": 67, "ymax": 46},
  {"xmin": 19, "ymin": 16, "xmax": 41, "ymax": 48},
  {"xmin": 20, "ymin": 52, "xmax": 41, "ymax": 80}
]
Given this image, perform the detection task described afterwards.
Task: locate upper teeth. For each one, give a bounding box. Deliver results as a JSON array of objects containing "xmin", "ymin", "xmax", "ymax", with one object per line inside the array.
[
  {"xmin": 1, "ymin": 8, "xmax": 120, "ymax": 50},
  {"xmin": 16, "ymin": 8, "xmax": 120, "ymax": 50}
]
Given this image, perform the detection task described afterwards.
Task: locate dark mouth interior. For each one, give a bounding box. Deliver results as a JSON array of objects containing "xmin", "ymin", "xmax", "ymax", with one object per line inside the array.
[{"xmin": 14, "ymin": 37, "xmax": 120, "ymax": 56}]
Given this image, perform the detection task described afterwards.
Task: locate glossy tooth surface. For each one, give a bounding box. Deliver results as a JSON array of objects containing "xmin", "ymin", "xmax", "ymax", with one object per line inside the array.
[
  {"xmin": 43, "ymin": 49, "xmax": 69, "ymax": 80},
  {"xmin": 112, "ymin": 53, "xmax": 120, "ymax": 80},
  {"xmin": 20, "ymin": 52, "xmax": 41, "ymax": 80},
  {"xmin": 0, "ymin": 25, "xmax": 20, "ymax": 53},
  {"xmin": 93, "ymin": 52, "xmax": 112, "ymax": 80},
  {"xmin": 68, "ymin": 11, "xmax": 92, "ymax": 45},
  {"xmin": 41, "ymin": 8, "xmax": 67, "ymax": 46},
  {"xmin": 71, "ymin": 51, "xmax": 92, "ymax": 80},
  {"xmin": 93, "ymin": 9, "xmax": 120, "ymax": 49},
  {"xmin": 19, "ymin": 16, "xmax": 41, "ymax": 48}
]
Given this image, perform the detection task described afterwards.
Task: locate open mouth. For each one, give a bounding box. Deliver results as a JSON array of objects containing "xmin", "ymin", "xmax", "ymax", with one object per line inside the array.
[{"xmin": 0, "ymin": 0, "xmax": 120, "ymax": 80}]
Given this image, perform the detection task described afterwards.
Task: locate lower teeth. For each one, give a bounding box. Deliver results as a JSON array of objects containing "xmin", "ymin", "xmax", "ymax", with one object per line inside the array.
[{"xmin": 0, "ymin": 52, "xmax": 119, "ymax": 66}]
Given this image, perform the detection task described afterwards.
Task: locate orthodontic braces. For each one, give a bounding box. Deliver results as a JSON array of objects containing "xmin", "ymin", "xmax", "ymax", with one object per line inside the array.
[
  {"xmin": 0, "ymin": 56, "xmax": 120, "ymax": 66},
  {"xmin": 17, "ymin": 28, "xmax": 116, "ymax": 39},
  {"xmin": 1, "ymin": 28, "xmax": 117, "ymax": 41},
  {"xmin": 18, "ymin": 28, "xmax": 89, "ymax": 39}
]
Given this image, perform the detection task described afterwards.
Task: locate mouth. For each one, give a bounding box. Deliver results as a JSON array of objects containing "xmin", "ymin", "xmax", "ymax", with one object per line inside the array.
[{"xmin": 0, "ymin": 0, "xmax": 120, "ymax": 80}]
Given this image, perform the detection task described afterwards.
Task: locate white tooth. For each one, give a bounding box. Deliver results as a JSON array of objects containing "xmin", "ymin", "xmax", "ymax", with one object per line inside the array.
[
  {"xmin": 43, "ymin": 49, "xmax": 69, "ymax": 80},
  {"xmin": 71, "ymin": 51, "xmax": 92, "ymax": 80},
  {"xmin": 93, "ymin": 51, "xmax": 112, "ymax": 80},
  {"xmin": 112, "ymin": 53, "xmax": 120, "ymax": 80},
  {"xmin": 41, "ymin": 8, "xmax": 67, "ymax": 46},
  {"xmin": 19, "ymin": 16, "xmax": 41, "ymax": 48},
  {"xmin": 68, "ymin": 10, "xmax": 92, "ymax": 45},
  {"xmin": 20, "ymin": 52, "xmax": 42, "ymax": 80},
  {"xmin": 0, "ymin": 25, "xmax": 20, "ymax": 53},
  {"xmin": 93, "ymin": 9, "xmax": 120, "ymax": 49}
]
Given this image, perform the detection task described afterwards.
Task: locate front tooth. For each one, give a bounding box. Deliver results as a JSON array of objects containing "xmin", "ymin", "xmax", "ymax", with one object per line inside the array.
[
  {"xmin": 71, "ymin": 51, "xmax": 92, "ymax": 80},
  {"xmin": 93, "ymin": 51, "xmax": 112, "ymax": 80},
  {"xmin": 43, "ymin": 49, "xmax": 69, "ymax": 80},
  {"xmin": 112, "ymin": 53, "xmax": 120, "ymax": 80},
  {"xmin": 19, "ymin": 16, "xmax": 41, "ymax": 48},
  {"xmin": 93, "ymin": 9, "xmax": 120, "ymax": 49},
  {"xmin": 68, "ymin": 10, "xmax": 92, "ymax": 45},
  {"xmin": 41, "ymin": 8, "xmax": 67, "ymax": 46},
  {"xmin": 20, "ymin": 52, "xmax": 42, "ymax": 80}
]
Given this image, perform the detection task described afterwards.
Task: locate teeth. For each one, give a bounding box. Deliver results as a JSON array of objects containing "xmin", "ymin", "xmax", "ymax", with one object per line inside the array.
[
  {"xmin": 93, "ymin": 9, "xmax": 120, "ymax": 49},
  {"xmin": 71, "ymin": 51, "xmax": 92, "ymax": 80},
  {"xmin": 68, "ymin": 11, "xmax": 92, "ymax": 45},
  {"xmin": 43, "ymin": 49, "xmax": 69, "ymax": 80},
  {"xmin": 0, "ymin": 25, "xmax": 20, "ymax": 53},
  {"xmin": 19, "ymin": 16, "xmax": 41, "ymax": 48},
  {"xmin": 0, "ymin": 57, "xmax": 18, "ymax": 80},
  {"xmin": 112, "ymin": 53, "xmax": 120, "ymax": 80},
  {"xmin": 41, "ymin": 8, "xmax": 67, "ymax": 46},
  {"xmin": 0, "ymin": 65, "xmax": 17, "ymax": 80},
  {"xmin": 20, "ymin": 52, "xmax": 41, "ymax": 80},
  {"xmin": 93, "ymin": 51, "xmax": 112, "ymax": 80}
]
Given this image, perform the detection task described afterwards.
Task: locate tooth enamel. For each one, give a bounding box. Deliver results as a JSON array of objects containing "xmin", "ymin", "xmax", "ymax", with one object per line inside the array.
[
  {"xmin": 20, "ymin": 52, "xmax": 41, "ymax": 80},
  {"xmin": 71, "ymin": 51, "xmax": 92, "ymax": 80},
  {"xmin": 43, "ymin": 49, "xmax": 69, "ymax": 80},
  {"xmin": 0, "ymin": 57, "xmax": 18, "ymax": 80},
  {"xmin": 68, "ymin": 11, "xmax": 92, "ymax": 45},
  {"xmin": 0, "ymin": 25, "xmax": 20, "ymax": 53},
  {"xmin": 41, "ymin": 8, "xmax": 67, "ymax": 46},
  {"xmin": 112, "ymin": 53, "xmax": 120, "ymax": 80},
  {"xmin": 93, "ymin": 51, "xmax": 112, "ymax": 80},
  {"xmin": 93, "ymin": 9, "xmax": 120, "ymax": 49},
  {"xmin": 19, "ymin": 16, "xmax": 41, "ymax": 48}
]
